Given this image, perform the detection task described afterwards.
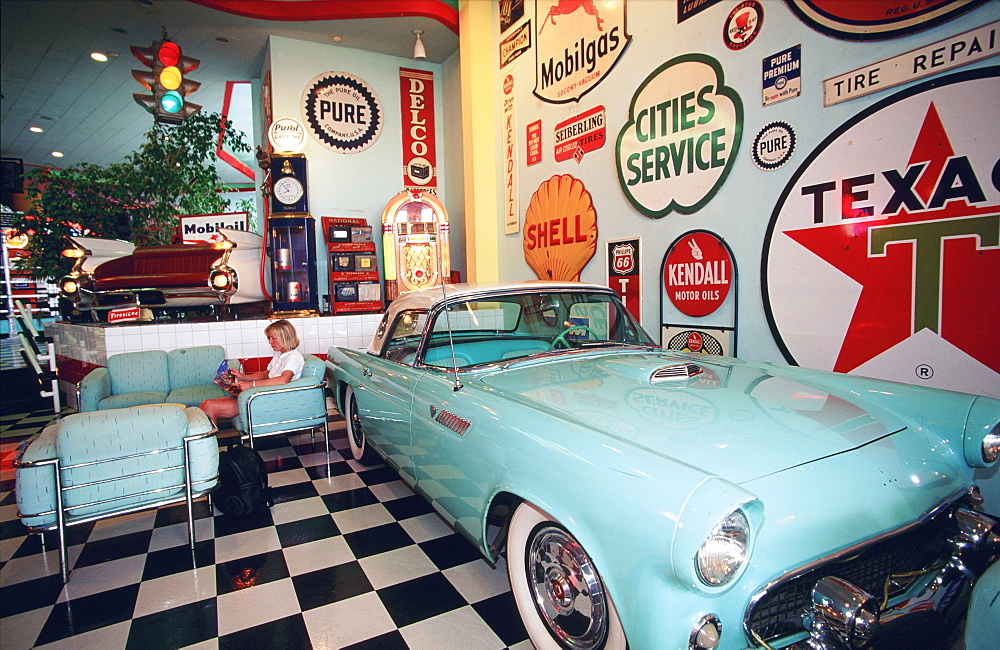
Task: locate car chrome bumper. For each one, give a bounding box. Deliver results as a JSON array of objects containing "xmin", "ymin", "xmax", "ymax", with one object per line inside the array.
[{"xmin": 745, "ymin": 501, "xmax": 1000, "ymax": 649}]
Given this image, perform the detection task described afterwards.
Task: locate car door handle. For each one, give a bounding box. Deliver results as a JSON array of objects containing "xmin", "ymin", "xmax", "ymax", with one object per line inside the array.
[{"xmin": 362, "ymin": 367, "xmax": 372, "ymax": 377}]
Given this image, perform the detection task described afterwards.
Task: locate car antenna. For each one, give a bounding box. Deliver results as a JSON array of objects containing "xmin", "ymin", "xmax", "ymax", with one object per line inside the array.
[{"xmin": 430, "ymin": 194, "xmax": 462, "ymax": 391}]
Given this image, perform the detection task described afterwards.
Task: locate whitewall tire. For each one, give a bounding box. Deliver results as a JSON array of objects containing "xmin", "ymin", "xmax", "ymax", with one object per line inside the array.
[
  {"xmin": 507, "ymin": 502, "xmax": 626, "ymax": 650},
  {"xmin": 345, "ymin": 386, "xmax": 377, "ymax": 465}
]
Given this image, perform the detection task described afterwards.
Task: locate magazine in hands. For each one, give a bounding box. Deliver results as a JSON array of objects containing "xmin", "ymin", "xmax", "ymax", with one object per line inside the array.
[{"xmin": 213, "ymin": 360, "xmax": 243, "ymax": 396}]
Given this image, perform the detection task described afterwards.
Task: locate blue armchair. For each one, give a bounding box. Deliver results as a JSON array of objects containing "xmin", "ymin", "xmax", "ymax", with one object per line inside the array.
[
  {"xmin": 14, "ymin": 404, "xmax": 219, "ymax": 581},
  {"xmin": 231, "ymin": 354, "xmax": 329, "ymax": 462}
]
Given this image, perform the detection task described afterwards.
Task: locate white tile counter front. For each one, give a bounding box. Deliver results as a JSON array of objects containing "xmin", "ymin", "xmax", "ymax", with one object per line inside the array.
[{"xmin": 47, "ymin": 314, "xmax": 384, "ymax": 410}]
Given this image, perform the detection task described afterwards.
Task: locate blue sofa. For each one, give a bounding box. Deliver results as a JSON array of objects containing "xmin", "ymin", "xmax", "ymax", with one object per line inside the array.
[
  {"xmin": 14, "ymin": 403, "xmax": 219, "ymax": 581},
  {"xmin": 79, "ymin": 345, "xmax": 234, "ymax": 411}
]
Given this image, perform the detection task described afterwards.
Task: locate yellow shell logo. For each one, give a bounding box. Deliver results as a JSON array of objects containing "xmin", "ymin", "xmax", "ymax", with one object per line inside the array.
[{"xmin": 523, "ymin": 175, "xmax": 598, "ymax": 281}]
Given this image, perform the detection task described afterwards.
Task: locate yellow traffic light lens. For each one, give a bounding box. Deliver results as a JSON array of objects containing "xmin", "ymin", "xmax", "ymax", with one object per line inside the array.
[
  {"xmin": 160, "ymin": 91, "xmax": 183, "ymax": 113},
  {"xmin": 159, "ymin": 66, "xmax": 182, "ymax": 90},
  {"xmin": 157, "ymin": 41, "xmax": 181, "ymax": 67},
  {"xmin": 62, "ymin": 280, "xmax": 78, "ymax": 294}
]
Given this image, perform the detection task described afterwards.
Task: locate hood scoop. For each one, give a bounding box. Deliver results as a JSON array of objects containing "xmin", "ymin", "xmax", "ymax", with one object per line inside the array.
[{"xmin": 650, "ymin": 363, "xmax": 704, "ymax": 383}]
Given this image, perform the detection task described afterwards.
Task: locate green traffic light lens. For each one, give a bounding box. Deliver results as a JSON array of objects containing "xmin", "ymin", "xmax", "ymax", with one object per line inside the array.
[{"xmin": 160, "ymin": 91, "xmax": 183, "ymax": 113}]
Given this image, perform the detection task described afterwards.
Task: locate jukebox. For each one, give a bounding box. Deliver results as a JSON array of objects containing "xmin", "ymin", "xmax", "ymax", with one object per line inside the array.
[{"xmin": 381, "ymin": 190, "xmax": 451, "ymax": 301}]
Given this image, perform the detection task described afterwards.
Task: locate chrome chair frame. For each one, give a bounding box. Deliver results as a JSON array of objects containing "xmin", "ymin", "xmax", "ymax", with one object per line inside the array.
[
  {"xmin": 242, "ymin": 383, "xmax": 330, "ymax": 467},
  {"xmin": 14, "ymin": 425, "xmax": 218, "ymax": 582}
]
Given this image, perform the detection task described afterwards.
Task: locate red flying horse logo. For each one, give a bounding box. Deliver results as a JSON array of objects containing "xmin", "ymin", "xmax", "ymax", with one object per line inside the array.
[{"xmin": 540, "ymin": 0, "xmax": 604, "ymax": 32}]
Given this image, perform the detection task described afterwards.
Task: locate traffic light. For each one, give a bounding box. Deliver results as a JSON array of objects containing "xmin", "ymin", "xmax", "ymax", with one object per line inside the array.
[{"xmin": 131, "ymin": 38, "xmax": 201, "ymax": 124}]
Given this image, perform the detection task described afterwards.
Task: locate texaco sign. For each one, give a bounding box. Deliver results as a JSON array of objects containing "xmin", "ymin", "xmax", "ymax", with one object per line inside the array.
[{"xmin": 762, "ymin": 67, "xmax": 999, "ymax": 397}]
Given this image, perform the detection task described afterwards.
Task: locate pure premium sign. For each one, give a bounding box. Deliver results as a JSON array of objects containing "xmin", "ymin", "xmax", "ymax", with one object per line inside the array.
[
  {"xmin": 533, "ymin": 0, "xmax": 631, "ymax": 104},
  {"xmin": 616, "ymin": 54, "xmax": 743, "ymax": 217}
]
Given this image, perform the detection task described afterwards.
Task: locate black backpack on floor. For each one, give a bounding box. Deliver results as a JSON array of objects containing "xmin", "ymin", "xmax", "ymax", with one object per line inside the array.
[{"xmin": 216, "ymin": 443, "xmax": 272, "ymax": 516}]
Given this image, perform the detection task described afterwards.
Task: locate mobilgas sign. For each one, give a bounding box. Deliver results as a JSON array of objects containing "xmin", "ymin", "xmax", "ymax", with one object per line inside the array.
[
  {"xmin": 534, "ymin": 0, "xmax": 631, "ymax": 104},
  {"xmin": 617, "ymin": 54, "xmax": 743, "ymax": 217},
  {"xmin": 762, "ymin": 67, "xmax": 999, "ymax": 397}
]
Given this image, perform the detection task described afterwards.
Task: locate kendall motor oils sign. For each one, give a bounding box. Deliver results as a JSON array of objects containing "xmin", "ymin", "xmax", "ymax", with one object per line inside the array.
[{"xmin": 762, "ymin": 67, "xmax": 999, "ymax": 397}]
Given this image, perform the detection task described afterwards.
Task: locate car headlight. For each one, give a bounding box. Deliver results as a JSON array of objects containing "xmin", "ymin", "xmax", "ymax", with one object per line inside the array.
[
  {"xmin": 696, "ymin": 508, "xmax": 750, "ymax": 587},
  {"xmin": 984, "ymin": 424, "xmax": 1000, "ymax": 464},
  {"xmin": 964, "ymin": 397, "xmax": 1000, "ymax": 467}
]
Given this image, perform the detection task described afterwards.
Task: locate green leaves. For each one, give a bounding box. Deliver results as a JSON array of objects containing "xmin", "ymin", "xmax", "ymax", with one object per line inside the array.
[{"xmin": 9, "ymin": 112, "xmax": 250, "ymax": 280}]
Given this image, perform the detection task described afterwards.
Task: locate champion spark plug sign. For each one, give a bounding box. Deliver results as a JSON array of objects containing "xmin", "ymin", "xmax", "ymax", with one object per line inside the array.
[
  {"xmin": 617, "ymin": 54, "xmax": 743, "ymax": 217},
  {"xmin": 763, "ymin": 68, "xmax": 999, "ymax": 397}
]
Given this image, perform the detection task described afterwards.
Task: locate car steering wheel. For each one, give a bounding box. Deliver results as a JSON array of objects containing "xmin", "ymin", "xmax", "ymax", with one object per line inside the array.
[{"xmin": 549, "ymin": 325, "xmax": 601, "ymax": 350}]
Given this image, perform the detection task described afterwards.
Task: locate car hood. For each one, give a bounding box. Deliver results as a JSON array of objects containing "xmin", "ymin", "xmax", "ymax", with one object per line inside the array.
[{"xmin": 476, "ymin": 350, "xmax": 915, "ymax": 483}]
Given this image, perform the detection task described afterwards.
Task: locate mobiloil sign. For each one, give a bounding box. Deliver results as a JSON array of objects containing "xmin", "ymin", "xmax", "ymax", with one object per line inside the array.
[{"xmin": 617, "ymin": 54, "xmax": 743, "ymax": 217}]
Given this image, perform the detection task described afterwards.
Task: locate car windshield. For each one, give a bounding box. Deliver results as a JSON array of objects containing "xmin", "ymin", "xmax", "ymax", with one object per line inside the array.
[{"xmin": 421, "ymin": 290, "xmax": 654, "ymax": 368}]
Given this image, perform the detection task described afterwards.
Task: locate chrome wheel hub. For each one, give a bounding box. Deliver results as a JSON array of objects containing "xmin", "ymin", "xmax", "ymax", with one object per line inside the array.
[{"xmin": 528, "ymin": 525, "xmax": 608, "ymax": 649}]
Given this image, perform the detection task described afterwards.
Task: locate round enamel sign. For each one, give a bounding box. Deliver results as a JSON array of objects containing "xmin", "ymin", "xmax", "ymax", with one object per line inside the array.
[{"xmin": 664, "ymin": 231, "xmax": 734, "ymax": 317}]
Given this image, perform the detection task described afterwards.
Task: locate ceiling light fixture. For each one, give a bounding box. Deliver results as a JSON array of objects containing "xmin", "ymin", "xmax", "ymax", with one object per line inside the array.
[
  {"xmin": 52, "ymin": 151, "xmax": 64, "ymax": 158},
  {"xmin": 29, "ymin": 126, "xmax": 44, "ymax": 133},
  {"xmin": 331, "ymin": 35, "xmax": 343, "ymax": 43},
  {"xmin": 412, "ymin": 29, "xmax": 426, "ymax": 60},
  {"xmin": 91, "ymin": 52, "xmax": 109, "ymax": 62}
]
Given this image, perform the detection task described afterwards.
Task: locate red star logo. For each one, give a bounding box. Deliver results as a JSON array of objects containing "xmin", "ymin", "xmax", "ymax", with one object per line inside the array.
[{"xmin": 783, "ymin": 103, "xmax": 999, "ymax": 374}]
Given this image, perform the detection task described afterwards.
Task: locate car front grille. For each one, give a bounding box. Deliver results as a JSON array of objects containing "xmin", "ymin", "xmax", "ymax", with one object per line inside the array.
[{"xmin": 745, "ymin": 508, "xmax": 953, "ymax": 646}]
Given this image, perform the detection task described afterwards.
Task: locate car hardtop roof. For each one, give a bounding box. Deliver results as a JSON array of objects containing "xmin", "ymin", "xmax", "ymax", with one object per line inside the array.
[
  {"xmin": 387, "ymin": 280, "xmax": 615, "ymax": 314},
  {"xmin": 369, "ymin": 281, "xmax": 617, "ymax": 355}
]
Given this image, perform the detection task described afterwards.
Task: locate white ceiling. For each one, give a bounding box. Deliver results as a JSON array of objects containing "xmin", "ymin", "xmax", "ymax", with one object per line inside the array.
[{"xmin": 0, "ymin": 0, "xmax": 459, "ymax": 174}]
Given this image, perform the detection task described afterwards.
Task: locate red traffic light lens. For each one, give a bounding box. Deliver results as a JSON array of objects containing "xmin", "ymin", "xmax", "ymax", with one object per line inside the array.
[{"xmin": 157, "ymin": 41, "xmax": 181, "ymax": 67}]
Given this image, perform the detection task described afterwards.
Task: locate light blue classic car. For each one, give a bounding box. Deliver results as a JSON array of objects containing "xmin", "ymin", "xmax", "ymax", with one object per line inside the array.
[{"xmin": 325, "ymin": 281, "xmax": 1000, "ymax": 650}]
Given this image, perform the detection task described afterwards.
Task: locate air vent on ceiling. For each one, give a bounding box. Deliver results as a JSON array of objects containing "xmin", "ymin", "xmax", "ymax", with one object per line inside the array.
[{"xmin": 650, "ymin": 363, "xmax": 704, "ymax": 383}]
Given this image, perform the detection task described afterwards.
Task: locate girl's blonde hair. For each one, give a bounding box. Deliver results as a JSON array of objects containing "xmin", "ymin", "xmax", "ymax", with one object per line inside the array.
[{"xmin": 265, "ymin": 319, "xmax": 299, "ymax": 352}]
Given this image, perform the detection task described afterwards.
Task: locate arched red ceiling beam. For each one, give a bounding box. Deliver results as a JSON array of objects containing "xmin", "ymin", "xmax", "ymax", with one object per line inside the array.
[{"xmin": 188, "ymin": 0, "xmax": 459, "ymax": 34}]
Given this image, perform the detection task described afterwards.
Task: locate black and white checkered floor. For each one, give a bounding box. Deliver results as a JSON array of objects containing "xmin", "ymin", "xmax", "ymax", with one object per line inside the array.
[{"xmin": 1, "ymin": 407, "xmax": 532, "ymax": 649}]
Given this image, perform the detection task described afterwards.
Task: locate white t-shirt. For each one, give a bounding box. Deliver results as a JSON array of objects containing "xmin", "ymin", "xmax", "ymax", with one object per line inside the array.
[{"xmin": 268, "ymin": 350, "xmax": 304, "ymax": 381}]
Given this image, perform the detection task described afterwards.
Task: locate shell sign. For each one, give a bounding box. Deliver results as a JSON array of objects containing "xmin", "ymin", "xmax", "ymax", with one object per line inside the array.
[
  {"xmin": 616, "ymin": 54, "xmax": 743, "ymax": 217},
  {"xmin": 523, "ymin": 175, "xmax": 598, "ymax": 280}
]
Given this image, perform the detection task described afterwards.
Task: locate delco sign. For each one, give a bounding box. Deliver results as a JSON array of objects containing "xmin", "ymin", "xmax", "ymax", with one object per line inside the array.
[
  {"xmin": 617, "ymin": 54, "xmax": 743, "ymax": 217},
  {"xmin": 534, "ymin": 0, "xmax": 631, "ymax": 104}
]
